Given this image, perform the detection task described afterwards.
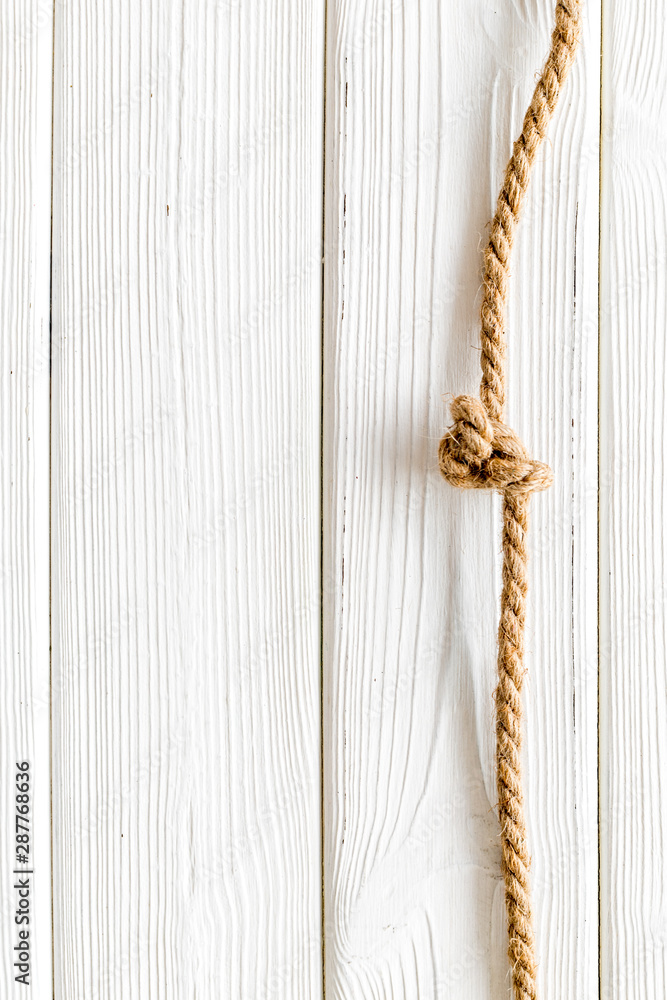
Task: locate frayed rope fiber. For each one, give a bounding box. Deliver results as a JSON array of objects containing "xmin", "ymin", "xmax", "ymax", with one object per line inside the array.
[{"xmin": 438, "ymin": 3, "xmax": 582, "ymax": 998}]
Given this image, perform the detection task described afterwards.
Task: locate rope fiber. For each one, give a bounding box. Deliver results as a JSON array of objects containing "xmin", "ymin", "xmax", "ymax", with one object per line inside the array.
[{"xmin": 438, "ymin": 3, "xmax": 582, "ymax": 997}]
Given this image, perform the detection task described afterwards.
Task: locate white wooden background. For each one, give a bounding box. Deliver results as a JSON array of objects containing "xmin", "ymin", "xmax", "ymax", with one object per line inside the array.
[{"xmin": 0, "ymin": 0, "xmax": 664, "ymax": 997}]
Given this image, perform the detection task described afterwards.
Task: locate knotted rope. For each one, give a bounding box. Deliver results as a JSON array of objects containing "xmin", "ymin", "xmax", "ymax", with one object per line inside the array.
[{"xmin": 438, "ymin": 3, "xmax": 582, "ymax": 998}]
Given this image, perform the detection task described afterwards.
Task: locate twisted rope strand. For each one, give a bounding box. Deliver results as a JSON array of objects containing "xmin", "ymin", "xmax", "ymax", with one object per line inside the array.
[
  {"xmin": 481, "ymin": 0, "xmax": 583, "ymax": 423},
  {"xmin": 438, "ymin": 3, "xmax": 582, "ymax": 998}
]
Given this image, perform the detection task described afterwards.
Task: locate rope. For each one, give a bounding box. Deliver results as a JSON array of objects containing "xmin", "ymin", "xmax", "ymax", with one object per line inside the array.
[{"xmin": 438, "ymin": 3, "xmax": 582, "ymax": 997}]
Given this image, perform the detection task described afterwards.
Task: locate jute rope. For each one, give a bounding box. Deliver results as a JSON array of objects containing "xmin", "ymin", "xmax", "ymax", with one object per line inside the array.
[{"xmin": 438, "ymin": 3, "xmax": 582, "ymax": 998}]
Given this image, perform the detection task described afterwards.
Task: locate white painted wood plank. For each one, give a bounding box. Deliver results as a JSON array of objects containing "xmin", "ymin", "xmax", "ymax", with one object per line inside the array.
[
  {"xmin": 51, "ymin": 2, "xmax": 324, "ymax": 997},
  {"xmin": 0, "ymin": 3, "xmax": 52, "ymax": 996},
  {"xmin": 600, "ymin": 2, "xmax": 667, "ymax": 995},
  {"xmin": 323, "ymin": 3, "xmax": 600, "ymax": 997}
]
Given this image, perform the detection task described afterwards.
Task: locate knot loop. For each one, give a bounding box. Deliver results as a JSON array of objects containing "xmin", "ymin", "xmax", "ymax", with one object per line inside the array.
[{"xmin": 438, "ymin": 395, "xmax": 553, "ymax": 496}]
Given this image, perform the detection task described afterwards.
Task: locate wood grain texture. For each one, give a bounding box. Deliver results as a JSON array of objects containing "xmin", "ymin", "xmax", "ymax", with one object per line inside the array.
[
  {"xmin": 600, "ymin": 2, "xmax": 667, "ymax": 996},
  {"xmin": 0, "ymin": 2, "xmax": 52, "ymax": 996},
  {"xmin": 323, "ymin": 2, "xmax": 600, "ymax": 997},
  {"xmin": 51, "ymin": 2, "xmax": 324, "ymax": 997}
]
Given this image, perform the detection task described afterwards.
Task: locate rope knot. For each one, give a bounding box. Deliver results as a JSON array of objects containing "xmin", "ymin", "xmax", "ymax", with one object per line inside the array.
[{"xmin": 438, "ymin": 394, "xmax": 553, "ymax": 495}]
